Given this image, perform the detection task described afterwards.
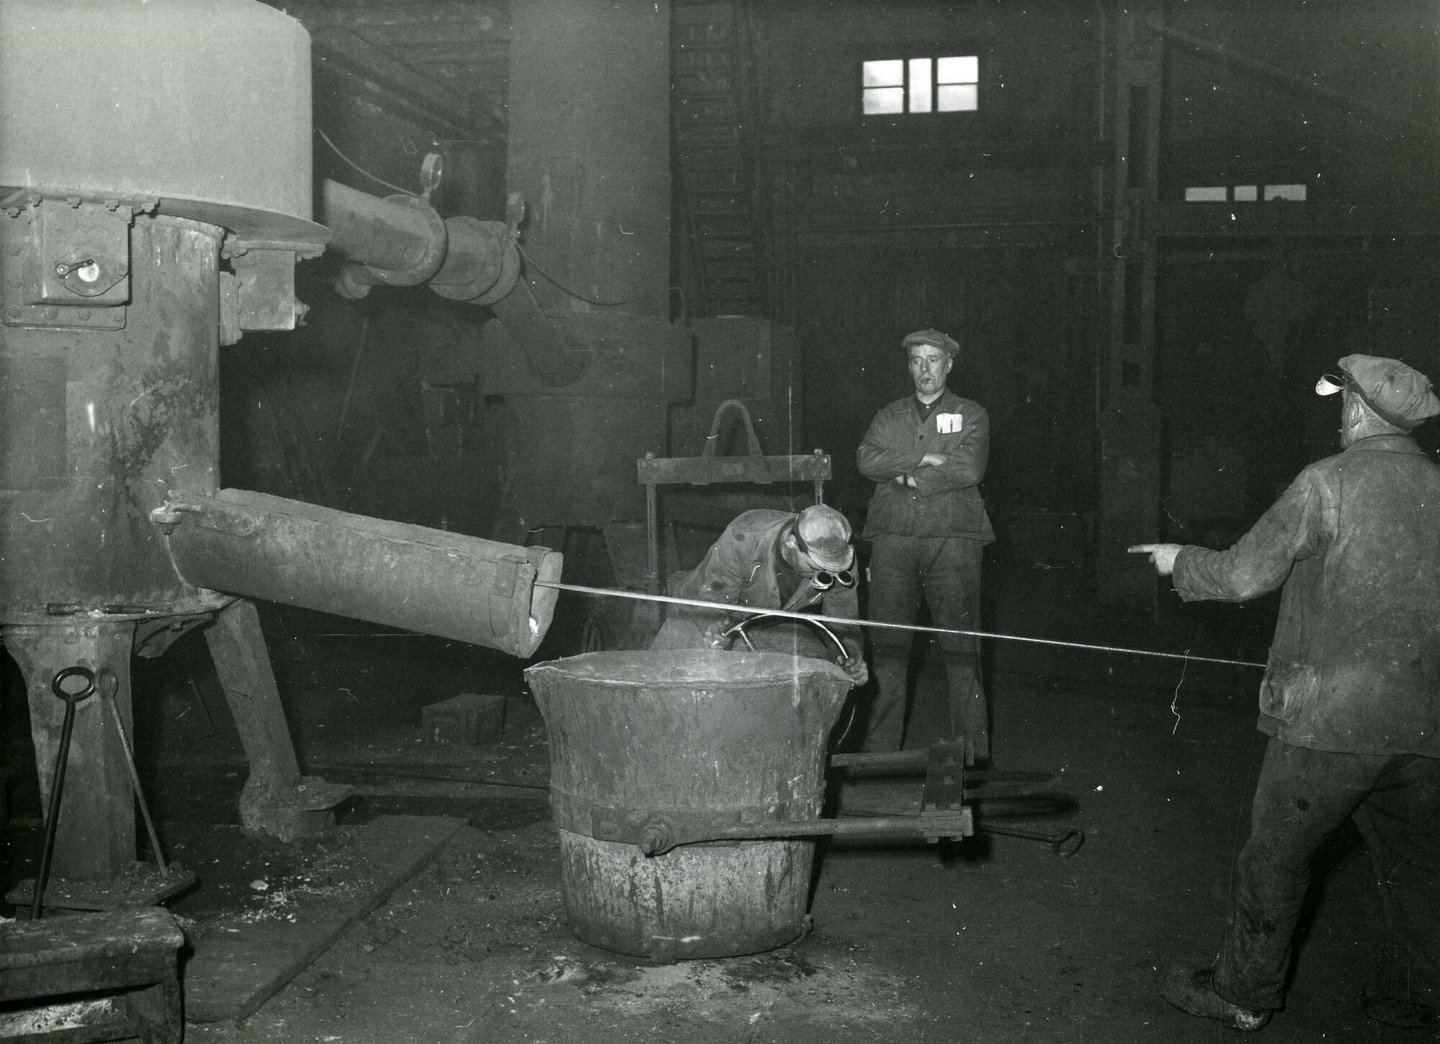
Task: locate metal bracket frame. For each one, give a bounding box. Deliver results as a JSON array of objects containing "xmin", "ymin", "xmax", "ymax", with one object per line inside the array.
[
  {"xmin": 1, "ymin": 197, "xmax": 140, "ymax": 331},
  {"xmin": 637, "ymin": 407, "xmax": 833, "ymax": 596}
]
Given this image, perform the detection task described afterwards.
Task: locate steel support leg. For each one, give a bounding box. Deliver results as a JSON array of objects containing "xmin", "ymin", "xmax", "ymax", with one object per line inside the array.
[{"xmin": 203, "ymin": 599, "xmax": 350, "ymax": 840}]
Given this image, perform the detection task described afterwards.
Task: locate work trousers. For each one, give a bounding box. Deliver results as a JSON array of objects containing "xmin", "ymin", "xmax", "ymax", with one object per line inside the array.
[
  {"xmin": 1213, "ymin": 738, "xmax": 1440, "ymax": 1011},
  {"xmin": 863, "ymin": 534, "xmax": 986, "ymax": 757}
]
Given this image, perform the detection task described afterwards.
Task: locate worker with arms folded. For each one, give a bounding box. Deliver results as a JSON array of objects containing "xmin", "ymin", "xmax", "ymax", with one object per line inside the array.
[{"xmin": 856, "ymin": 327, "xmax": 994, "ymax": 764}]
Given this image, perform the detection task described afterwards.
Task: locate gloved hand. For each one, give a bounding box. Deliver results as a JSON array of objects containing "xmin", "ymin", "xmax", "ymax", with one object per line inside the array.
[
  {"xmin": 841, "ymin": 654, "xmax": 869, "ymax": 686},
  {"xmin": 701, "ymin": 621, "xmax": 731, "ymax": 650}
]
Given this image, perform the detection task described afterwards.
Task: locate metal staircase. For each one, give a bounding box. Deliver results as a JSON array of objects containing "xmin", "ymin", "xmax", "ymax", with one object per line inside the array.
[{"xmin": 671, "ymin": 0, "xmax": 768, "ymax": 318}]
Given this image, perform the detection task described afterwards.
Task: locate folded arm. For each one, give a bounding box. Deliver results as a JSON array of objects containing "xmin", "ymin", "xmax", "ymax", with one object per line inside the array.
[{"xmin": 911, "ymin": 409, "xmax": 989, "ymax": 494}]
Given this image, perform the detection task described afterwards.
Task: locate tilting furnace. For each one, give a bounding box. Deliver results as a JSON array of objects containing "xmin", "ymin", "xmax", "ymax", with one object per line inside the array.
[
  {"xmin": 0, "ymin": 0, "xmax": 572, "ymax": 897},
  {"xmin": 0, "ymin": 0, "xmax": 808, "ymax": 905}
]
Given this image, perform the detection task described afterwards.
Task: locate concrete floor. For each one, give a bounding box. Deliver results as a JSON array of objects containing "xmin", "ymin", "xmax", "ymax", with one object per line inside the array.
[{"xmin": 0, "ymin": 547, "xmax": 1426, "ymax": 1043}]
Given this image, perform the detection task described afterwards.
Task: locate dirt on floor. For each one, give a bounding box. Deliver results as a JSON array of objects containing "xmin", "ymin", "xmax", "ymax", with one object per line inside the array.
[{"xmin": 0, "ymin": 557, "xmax": 1427, "ymax": 1043}]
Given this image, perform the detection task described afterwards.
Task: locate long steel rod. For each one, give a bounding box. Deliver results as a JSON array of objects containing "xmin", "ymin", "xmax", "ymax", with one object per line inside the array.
[
  {"xmin": 100, "ymin": 676, "xmax": 167, "ymax": 871},
  {"xmin": 32, "ymin": 698, "xmax": 78, "ymax": 920},
  {"xmin": 533, "ymin": 579, "xmax": 1265, "ymax": 669},
  {"xmin": 699, "ymin": 813, "xmax": 971, "ymax": 844}
]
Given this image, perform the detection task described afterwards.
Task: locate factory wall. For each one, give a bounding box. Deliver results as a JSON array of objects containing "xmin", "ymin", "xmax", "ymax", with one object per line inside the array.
[
  {"xmin": 1155, "ymin": 0, "xmax": 1440, "ymax": 537},
  {"xmin": 752, "ymin": 0, "xmax": 1106, "ymax": 543},
  {"xmin": 1161, "ymin": 0, "xmax": 1439, "ymax": 202},
  {"xmin": 219, "ymin": 0, "xmax": 1440, "ymax": 571},
  {"xmin": 747, "ymin": 0, "xmax": 1440, "ymax": 555}
]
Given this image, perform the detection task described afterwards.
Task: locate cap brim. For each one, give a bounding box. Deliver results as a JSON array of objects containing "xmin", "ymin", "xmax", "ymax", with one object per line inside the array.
[{"xmin": 806, "ymin": 547, "xmax": 854, "ymax": 572}]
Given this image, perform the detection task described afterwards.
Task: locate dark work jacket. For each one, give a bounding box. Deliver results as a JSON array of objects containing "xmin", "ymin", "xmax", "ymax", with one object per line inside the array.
[
  {"xmin": 1174, "ymin": 435, "xmax": 1440, "ymax": 756},
  {"xmin": 856, "ymin": 389, "xmax": 995, "ymax": 542},
  {"xmin": 650, "ymin": 509, "xmax": 861, "ymax": 656}
]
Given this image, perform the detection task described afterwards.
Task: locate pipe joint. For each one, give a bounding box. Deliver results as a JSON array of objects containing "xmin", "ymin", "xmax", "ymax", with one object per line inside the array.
[
  {"xmin": 356, "ymin": 196, "xmax": 448, "ymax": 288},
  {"xmin": 429, "ymin": 216, "xmax": 520, "ymax": 305}
]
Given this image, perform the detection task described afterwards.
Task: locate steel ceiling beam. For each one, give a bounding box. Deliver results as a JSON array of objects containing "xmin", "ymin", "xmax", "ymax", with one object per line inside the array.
[
  {"xmin": 312, "ymin": 25, "xmax": 478, "ymax": 133},
  {"xmin": 1148, "ymin": 18, "xmax": 1436, "ymax": 144}
]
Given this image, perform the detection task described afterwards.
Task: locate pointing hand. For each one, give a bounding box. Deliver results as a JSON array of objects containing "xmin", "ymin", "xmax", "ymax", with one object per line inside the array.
[{"xmin": 1129, "ymin": 543, "xmax": 1182, "ymax": 576}]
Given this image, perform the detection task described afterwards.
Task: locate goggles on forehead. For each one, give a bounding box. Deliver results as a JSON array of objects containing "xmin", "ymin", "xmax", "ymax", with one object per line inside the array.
[{"xmin": 1315, "ymin": 369, "xmax": 1417, "ymax": 430}]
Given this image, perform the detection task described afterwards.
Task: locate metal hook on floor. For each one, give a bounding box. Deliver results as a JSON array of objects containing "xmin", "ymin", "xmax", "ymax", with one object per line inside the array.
[{"xmin": 33, "ymin": 665, "xmax": 96, "ymax": 919}]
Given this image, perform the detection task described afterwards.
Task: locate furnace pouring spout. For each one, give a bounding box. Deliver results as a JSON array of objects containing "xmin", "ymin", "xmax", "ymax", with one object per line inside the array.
[{"xmin": 152, "ymin": 489, "xmax": 563, "ymax": 658}]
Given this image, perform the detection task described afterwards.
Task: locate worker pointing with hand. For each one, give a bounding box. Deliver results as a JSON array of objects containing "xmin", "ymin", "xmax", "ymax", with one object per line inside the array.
[
  {"xmin": 1126, "ymin": 543, "xmax": 1180, "ymax": 575},
  {"xmin": 1130, "ymin": 354, "xmax": 1440, "ymax": 1033}
]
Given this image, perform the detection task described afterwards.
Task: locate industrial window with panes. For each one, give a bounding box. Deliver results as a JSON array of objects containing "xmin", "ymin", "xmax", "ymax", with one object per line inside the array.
[{"xmin": 862, "ymin": 55, "xmax": 978, "ymax": 115}]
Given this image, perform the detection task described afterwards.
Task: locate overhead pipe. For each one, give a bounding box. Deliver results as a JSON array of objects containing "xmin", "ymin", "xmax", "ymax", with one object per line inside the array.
[
  {"xmin": 319, "ymin": 178, "xmax": 586, "ymax": 386},
  {"xmin": 322, "ymin": 179, "xmax": 447, "ymax": 291}
]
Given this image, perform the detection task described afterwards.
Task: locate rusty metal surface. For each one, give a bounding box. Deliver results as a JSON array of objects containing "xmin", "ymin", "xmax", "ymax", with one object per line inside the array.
[
  {"xmin": 0, "ymin": 215, "xmax": 227, "ymax": 623},
  {"xmin": 161, "ymin": 489, "xmax": 562, "ymax": 658},
  {"xmin": 525, "ymin": 649, "xmax": 851, "ymax": 959}
]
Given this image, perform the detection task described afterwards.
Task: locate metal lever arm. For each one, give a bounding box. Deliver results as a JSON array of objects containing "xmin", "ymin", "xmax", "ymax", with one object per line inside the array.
[
  {"xmin": 632, "ymin": 808, "xmax": 974, "ymax": 857},
  {"xmin": 975, "ymin": 822, "xmax": 1086, "ymax": 858}
]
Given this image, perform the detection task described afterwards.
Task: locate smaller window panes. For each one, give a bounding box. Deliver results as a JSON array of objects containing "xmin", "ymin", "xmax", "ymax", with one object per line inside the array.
[
  {"xmin": 937, "ymin": 55, "xmax": 979, "ymax": 84},
  {"xmin": 864, "ymin": 87, "xmax": 905, "ymax": 115},
  {"xmin": 863, "ymin": 60, "xmax": 904, "ymax": 88},
  {"xmin": 937, "ymin": 83, "xmax": 978, "ymax": 112},
  {"xmin": 1233, "ymin": 185, "xmax": 1258, "ymax": 201},
  {"xmin": 1184, "ymin": 186, "xmax": 1227, "ymax": 202},
  {"xmin": 1265, "ymin": 184, "xmax": 1307, "ymax": 201},
  {"xmin": 909, "ymin": 58, "xmax": 933, "ymax": 112}
]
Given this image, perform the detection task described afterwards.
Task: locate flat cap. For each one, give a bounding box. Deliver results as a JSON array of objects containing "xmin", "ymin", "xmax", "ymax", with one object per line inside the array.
[
  {"xmin": 902, "ymin": 328, "xmax": 960, "ymax": 355},
  {"xmin": 1316, "ymin": 354, "xmax": 1440, "ymax": 430},
  {"xmin": 793, "ymin": 504, "xmax": 854, "ymax": 572}
]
